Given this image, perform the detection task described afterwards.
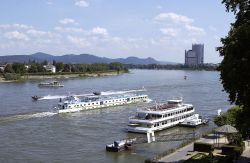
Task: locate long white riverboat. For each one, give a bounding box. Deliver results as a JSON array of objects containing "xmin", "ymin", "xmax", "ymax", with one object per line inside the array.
[
  {"xmin": 56, "ymin": 94, "xmax": 151, "ymax": 113},
  {"xmin": 127, "ymin": 99, "xmax": 195, "ymax": 133}
]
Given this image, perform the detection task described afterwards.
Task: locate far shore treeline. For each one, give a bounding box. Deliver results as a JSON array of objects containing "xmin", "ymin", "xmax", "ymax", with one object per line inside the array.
[
  {"xmin": 125, "ymin": 63, "xmax": 218, "ymax": 71},
  {"xmin": 0, "ymin": 60, "xmax": 128, "ymax": 80}
]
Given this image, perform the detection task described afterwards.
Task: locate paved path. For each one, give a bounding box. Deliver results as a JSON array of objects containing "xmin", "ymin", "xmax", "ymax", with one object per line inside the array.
[
  {"xmin": 158, "ymin": 135, "xmax": 225, "ymax": 163},
  {"xmin": 235, "ymin": 141, "xmax": 250, "ymax": 163}
]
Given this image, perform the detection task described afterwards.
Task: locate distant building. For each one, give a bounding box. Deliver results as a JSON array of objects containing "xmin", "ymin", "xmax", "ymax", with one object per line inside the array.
[
  {"xmin": 43, "ymin": 64, "xmax": 56, "ymax": 73},
  {"xmin": 185, "ymin": 44, "xmax": 204, "ymax": 66},
  {"xmin": 25, "ymin": 65, "xmax": 31, "ymax": 70},
  {"xmin": 0, "ymin": 64, "xmax": 6, "ymax": 72}
]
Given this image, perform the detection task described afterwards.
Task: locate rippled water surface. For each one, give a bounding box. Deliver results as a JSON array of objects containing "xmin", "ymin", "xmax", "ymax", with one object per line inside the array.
[{"xmin": 0, "ymin": 70, "xmax": 230, "ymax": 163}]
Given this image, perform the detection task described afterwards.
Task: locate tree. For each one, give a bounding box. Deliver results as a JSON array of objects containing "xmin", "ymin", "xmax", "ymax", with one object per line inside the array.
[
  {"xmin": 36, "ymin": 63, "xmax": 46, "ymax": 72},
  {"xmin": 28, "ymin": 64, "xmax": 38, "ymax": 73},
  {"xmin": 55, "ymin": 62, "xmax": 64, "ymax": 72},
  {"xmin": 217, "ymin": 0, "xmax": 250, "ymax": 138},
  {"xmin": 4, "ymin": 64, "xmax": 14, "ymax": 73},
  {"xmin": 63, "ymin": 64, "xmax": 71, "ymax": 72},
  {"xmin": 42, "ymin": 60, "xmax": 48, "ymax": 65},
  {"xmin": 214, "ymin": 106, "xmax": 242, "ymax": 127},
  {"xmin": 12, "ymin": 62, "xmax": 26, "ymax": 74}
]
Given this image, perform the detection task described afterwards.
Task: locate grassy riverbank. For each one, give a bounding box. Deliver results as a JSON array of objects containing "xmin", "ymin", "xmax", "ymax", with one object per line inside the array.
[{"xmin": 0, "ymin": 70, "xmax": 126, "ymax": 83}]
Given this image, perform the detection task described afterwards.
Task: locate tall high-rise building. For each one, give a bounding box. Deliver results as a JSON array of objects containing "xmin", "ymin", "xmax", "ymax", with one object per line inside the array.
[{"xmin": 185, "ymin": 44, "xmax": 204, "ymax": 65}]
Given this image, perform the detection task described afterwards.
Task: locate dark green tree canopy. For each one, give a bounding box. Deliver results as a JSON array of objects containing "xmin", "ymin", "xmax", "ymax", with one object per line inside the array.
[
  {"xmin": 218, "ymin": 0, "xmax": 250, "ymax": 108},
  {"xmin": 218, "ymin": 0, "xmax": 250, "ymax": 138}
]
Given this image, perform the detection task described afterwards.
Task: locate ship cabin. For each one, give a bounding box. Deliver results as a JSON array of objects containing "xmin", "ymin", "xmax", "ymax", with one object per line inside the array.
[{"xmin": 58, "ymin": 94, "xmax": 148, "ymax": 110}]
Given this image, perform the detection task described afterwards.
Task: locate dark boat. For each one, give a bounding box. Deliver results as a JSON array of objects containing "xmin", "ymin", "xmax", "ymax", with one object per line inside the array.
[
  {"xmin": 32, "ymin": 96, "xmax": 42, "ymax": 101},
  {"xmin": 93, "ymin": 92, "xmax": 101, "ymax": 95},
  {"xmin": 106, "ymin": 138, "xmax": 136, "ymax": 152}
]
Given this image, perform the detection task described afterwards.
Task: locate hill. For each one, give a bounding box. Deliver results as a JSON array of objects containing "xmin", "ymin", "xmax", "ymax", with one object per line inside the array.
[{"xmin": 0, "ymin": 52, "xmax": 176, "ymax": 65}]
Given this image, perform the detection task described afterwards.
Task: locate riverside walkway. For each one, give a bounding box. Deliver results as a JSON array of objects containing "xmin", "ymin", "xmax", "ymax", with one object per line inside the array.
[
  {"xmin": 158, "ymin": 137, "xmax": 250, "ymax": 163},
  {"xmin": 158, "ymin": 135, "xmax": 215, "ymax": 162},
  {"xmin": 235, "ymin": 140, "xmax": 250, "ymax": 163}
]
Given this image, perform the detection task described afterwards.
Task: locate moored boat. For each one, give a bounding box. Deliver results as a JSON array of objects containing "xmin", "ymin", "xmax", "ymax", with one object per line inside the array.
[
  {"xmin": 106, "ymin": 138, "xmax": 136, "ymax": 152},
  {"xmin": 179, "ymin": 114, "xmax": 209, "ymax": 127},
  {"xmin": 127, "ymin": 99, "xmax": 195, "ymax": 133}
]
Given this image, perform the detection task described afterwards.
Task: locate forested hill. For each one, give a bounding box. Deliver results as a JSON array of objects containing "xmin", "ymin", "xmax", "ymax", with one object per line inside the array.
[{"xmin": 0, "ymin": 52, "xmax": 175, "ymax": 65}]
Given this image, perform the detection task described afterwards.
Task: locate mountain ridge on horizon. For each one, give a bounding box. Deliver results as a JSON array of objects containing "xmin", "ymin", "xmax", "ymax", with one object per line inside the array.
[{"xmin": 0, "ymin": 52, "xmax": 177, "ymax": 65}]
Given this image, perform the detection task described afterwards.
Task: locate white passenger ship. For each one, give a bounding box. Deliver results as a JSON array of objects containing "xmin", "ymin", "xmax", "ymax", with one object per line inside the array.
[
  {"xmin": 127, "ymin": 99, "xmax": 195, "ymax": 133},
  {"xmin": 56, "ymin": 94, "xmax": 151, "ymax": 113}
]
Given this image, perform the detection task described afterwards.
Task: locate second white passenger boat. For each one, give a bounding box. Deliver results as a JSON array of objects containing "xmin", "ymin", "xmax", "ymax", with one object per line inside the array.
[
  {"xmin": 56, "ymin": 94, "xmax": 151, "ymax": 113},
  {"xmin": 127, "ymin": 99, "xmax": 195, "ymax": 133}
]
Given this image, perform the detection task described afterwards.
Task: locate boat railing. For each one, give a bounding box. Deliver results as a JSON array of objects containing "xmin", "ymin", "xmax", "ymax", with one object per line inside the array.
[{"xmin": 141, "ymin": 103, "xmax": 180, "ymax": 112}]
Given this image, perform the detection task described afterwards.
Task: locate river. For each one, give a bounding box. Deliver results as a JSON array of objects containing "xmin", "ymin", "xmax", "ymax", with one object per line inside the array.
[{"xmin": 0, "ymin": 70, "xmax": 230, "ymax": 163}]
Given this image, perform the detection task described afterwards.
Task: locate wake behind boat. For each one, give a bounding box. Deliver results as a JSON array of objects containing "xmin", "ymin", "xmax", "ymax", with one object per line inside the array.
[
  {"xmin": 55, "ymin": 93, "xmax": 151, "ymax": 113},
  {"xmin": 38, "ymin": 81, "xmax": 64, "ymax": 87}
]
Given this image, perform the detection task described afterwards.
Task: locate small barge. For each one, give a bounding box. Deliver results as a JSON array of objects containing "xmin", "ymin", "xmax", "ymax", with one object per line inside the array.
[
  {"xmin": 179, "ymin": 114, "xmax": 209, "ymax": 127},
  {"xmin": 106, "ymin": 138, "xmax": 136, "ymax": 152}
]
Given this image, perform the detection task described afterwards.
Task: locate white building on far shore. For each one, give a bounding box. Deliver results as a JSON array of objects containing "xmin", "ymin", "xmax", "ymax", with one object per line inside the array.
[{"xmin": 43, "ymin": 64, "xmax": 56, "ymax": 73}]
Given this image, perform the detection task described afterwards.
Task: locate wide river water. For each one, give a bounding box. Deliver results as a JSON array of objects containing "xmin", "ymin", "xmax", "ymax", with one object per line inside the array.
[{"xmin": 0, "ymin": 70, "xmax": 230, "ymax": 163}]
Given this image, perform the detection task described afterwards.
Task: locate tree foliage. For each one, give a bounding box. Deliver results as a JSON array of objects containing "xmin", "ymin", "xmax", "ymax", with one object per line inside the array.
[
  {"xmin": 218, "ymin": 0, "xmax": 250, "ymax": 138},
  {"xmin": 214, "ymin": 106, "xmax": 242, "ymax": 127},
  {"xmin": 218, "ymin": 0, "xmax": 250, "ymax": 107},
  {"xmin": 4, "ymin": 64, "xmax": 14, "ymax": 73}
]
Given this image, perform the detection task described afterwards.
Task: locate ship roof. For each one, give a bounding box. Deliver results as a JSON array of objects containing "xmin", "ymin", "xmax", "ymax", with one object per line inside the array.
[{"xmin": 136, "ymin": 103, "xmax": 193, "ymax": 114}]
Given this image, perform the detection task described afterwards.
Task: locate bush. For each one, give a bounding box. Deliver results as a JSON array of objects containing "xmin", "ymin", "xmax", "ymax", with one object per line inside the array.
[
  {"xmin": 3, "ymin": 73, "xmax": 21, "ymax": 80},
  {"xmin": 214, "ymin": 106, "xmax": 242, "ymax": 127},
  {"xmin": 222, "ymin": 143, "xmax": 245, "ymax": 160},
  {"xmin": 193, "ymin": 142, "xmax": 213, "ymax": 152},
  {"xmin": 221, "ymin": 145, "xmax": 235, "ymax": 155}
]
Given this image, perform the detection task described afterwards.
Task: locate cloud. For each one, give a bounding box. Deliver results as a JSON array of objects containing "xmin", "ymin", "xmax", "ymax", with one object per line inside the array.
[
  {"xmin": 4, "ymin": 31, "xmax": 30, "ymax": 41},
  {"xmin": 160, "ymin": 27, "xmax": 179, "ymax": 37},
  {"xmin": 185, "ymin": 24, "xmax": 206, "ymax": 35},
  {"xmin": 26, "ymin": 29, "xmax": 57, "ymax": 39},
  {"xmin": 0, "ymin": 24, "xmax": 33, "ymax": 29},
  {"xmin": 59, "ymin": 18, "xmax": 78, "ymax": 25},
  {"xmin": 91, "ymin": 27, "xmax": 108, "ymax": 37},
  {"xmin": 54, "ymin": 26, "xmax": 85, "ymax": 33},
  {"xmin": 67, "ymin": 35, "xmax": 91, "ymax": 47},
  {"xmin": 46, "ymin": 1, "xmax": 53, "ymax": 5},
  {"xmin": 156, "ymin": 5, "xmax": 162, "ymax": 9},
  {"xmin": 75, "ymin": 0, "xmax": 89, "ymax": 7},
  {"xmin": 154, "ymin": 12, "xmax": 193, "ymax": 24}
]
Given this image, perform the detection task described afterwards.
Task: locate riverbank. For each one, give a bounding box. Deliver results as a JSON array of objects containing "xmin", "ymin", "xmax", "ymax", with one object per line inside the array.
[
  {"xmin": 0, "ymin": 70, "xmax": 126, "ymax": 83},
  {"xmin": 153, "ymin": 135, "xmax": 250, "ymax": 163}
]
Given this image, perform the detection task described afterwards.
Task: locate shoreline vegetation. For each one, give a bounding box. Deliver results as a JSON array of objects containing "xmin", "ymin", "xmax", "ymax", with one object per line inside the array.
[
  {"xmin": 0, "ymin": 71, "xmax": 125, "ymax": 83},
  {"xmin": 125, "ymin": 63, "xmax": 218, "ymax": 71},
  {"xmin": 0, "ymin": 61, "xmax": 128, "ymax": 82}
]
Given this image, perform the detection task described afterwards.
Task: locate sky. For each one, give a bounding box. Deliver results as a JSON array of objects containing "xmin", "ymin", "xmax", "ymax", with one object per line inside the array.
[{"xmin": 0, "ymin": 0, "xmax": 235, "ymax": 63}]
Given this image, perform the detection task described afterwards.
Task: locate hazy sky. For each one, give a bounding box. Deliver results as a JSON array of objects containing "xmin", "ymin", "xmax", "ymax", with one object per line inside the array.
[{"xmin": 0, "ymin": 0, "xmax": 234, "ymax": 63}]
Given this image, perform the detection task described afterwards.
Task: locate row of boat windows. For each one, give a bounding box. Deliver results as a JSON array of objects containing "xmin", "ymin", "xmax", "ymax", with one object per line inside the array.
[
  {"xmin": 70, "ymin": 97, "xmax": 146, "ymax": 108},
  {"xmin": 131, "ymin": 96, "xmax": 147, "ymax": 100},
  {"xmin": 149, "ymin": 107, "xmax": 194, "ymax": 119},
  {"xmin": 153, "ymin": 114, "xmax": 193, "ymax": 127}
]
